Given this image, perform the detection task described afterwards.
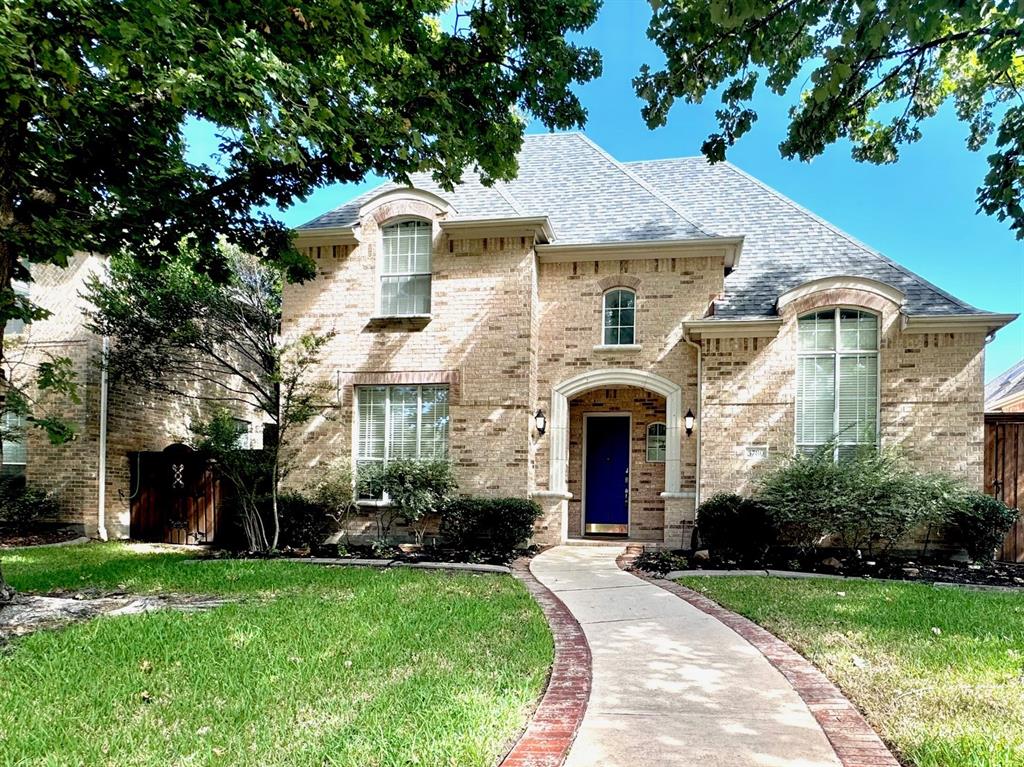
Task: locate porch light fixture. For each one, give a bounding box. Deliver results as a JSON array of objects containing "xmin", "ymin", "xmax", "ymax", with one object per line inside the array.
[
  {"xmin": 684, "ymin": 409, "xmax": 695, "ymax": 436},
  {"xmin": 534, "ymin": 409, "xmax": 547, "ymax": 436}
]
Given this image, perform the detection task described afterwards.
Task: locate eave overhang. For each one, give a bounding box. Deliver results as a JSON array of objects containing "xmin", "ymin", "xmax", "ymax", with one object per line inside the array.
[
  {"xmin": 682, "ymin": 317, "xmax": 783, "ymax": 339},
  {"xmin": 536, "ymin": 236, "xmax": 744, "ymax": 268},
  {"xmin": 901, "ymin": 313, "xmax": 1018, "ymax": 335}
]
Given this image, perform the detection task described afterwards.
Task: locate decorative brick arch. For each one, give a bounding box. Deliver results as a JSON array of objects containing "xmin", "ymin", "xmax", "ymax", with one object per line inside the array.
[
  {"xmin": 549, "ymin": 368, "xmax": 682, "ymax": 496},
  {"xmin": 597, "ymin": 274, "xmax": 642, "ymax": 292},
  {"xmin": 777, "ymin": 276, "xmax": 905, "ymax": 318}
]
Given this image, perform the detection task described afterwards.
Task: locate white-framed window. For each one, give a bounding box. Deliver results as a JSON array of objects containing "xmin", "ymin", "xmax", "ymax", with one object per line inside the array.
[
  {"xmin": 231, "ymin": 418, "xmax": 252, "ymax": 450},
  {"xmin": 796, "ymin": 308, "xmax": 879, "ymax": 461},
  {"xmin": 356, "ymin": 385, "xmax": 449, "ymax": 473},
  {"xmin": 646, "ymin": 422, "xmax": 666, "ymax": 463},
  {"xmin": 603, "ymin": 288, "xmax": 636, "ymax": 345},
  {"xmin": 1, "ymin": 411, "xmax": 27, "ymax": 476},
  {"xmin": 380, "ymin": 220, "xmax": 432, "ymax": 316},
  {"xmin": 4, "ymin": 281, "xmax": 29, "ymax": 336}
]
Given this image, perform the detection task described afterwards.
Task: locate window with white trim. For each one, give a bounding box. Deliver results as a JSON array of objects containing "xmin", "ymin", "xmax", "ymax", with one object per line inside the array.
[
  {"xmin": 356, "ymin": 385, "xmax": 449, "ymax": 473},
  {"xmin": 1, "ymin": 411, "xmax": 27, "ymax": 476},
  {"xmin": 796, "ymin": 308, "xmax": 879, "ymax": 461},
  {"xmin": 646, "ymin": 422, "xmax": 666, "ymax": 462},
  {"xmin": 380, "ymin": 220, "xmax": 432, "ymax": 316},
  {"xmin": 603, "ymin": 289, "xmax": 635, "ymax": 345}
]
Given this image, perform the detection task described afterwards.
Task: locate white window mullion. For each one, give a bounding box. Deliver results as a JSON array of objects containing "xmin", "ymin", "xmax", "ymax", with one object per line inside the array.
[{"xmin": 415, "ymin": 386, "xmax": 423, "ymax": 460}]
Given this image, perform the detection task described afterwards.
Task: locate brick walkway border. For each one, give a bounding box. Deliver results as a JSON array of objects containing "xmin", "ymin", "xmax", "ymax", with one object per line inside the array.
[
  {"xmin": 630, "ymin": 563, "xmax": 900, "ymax": 767},
  {"xmin": 501, "ymin": 559, "xmax": 592, "ymax": 767}
]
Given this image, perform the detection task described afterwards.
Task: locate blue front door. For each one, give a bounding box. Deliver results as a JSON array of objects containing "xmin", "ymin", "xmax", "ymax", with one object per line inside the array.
[{"xmin": 584, "ymin": 415, "xmax": 630, "ymax": 535}]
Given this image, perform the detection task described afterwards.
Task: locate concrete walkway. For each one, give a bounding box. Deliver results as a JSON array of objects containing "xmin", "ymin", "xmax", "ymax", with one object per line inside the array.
[{"xmin": 530, "ymin": 545, "xmax": 843, "ymax": 767}]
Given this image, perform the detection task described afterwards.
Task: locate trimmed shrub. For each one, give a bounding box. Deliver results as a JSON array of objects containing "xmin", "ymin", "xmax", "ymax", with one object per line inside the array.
[
  {"xmin": 633, "ymin": 549, "xmax": 689, "ymax": 575},
  {"xmin": 308, "ymin": 458, "xmax": 357, "ymax": 536},
  {"xmin": 0, "ymin": 476, "xmax": 60, "ymax": 529},
  {"xmin": 439, "ymin": 497, "xmax": 541, "ymax": 562},
  {"xmin": 356, "ymin": 460, "xmax": 457, "ymax": 544},
  {"xmin": 275, "ymin": 491, "xmax": 331, "ymax": 550},
  {"xmin": 947, "ymin": 492, "xmax": 1018, "ymax": 561},
  {"xmin": 758, "ymin": 445, "xmax": 961, "ymax": 555},
  {"xmin": 696, "ymin": 493, "xmax": 776, "ymax": 564}
]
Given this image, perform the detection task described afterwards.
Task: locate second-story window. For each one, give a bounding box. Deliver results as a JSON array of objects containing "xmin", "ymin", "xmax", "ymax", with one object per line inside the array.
[
  {"xmin": 380, "ymin": 220, "xmax": 432, "ymax": 316},
  {"xmin": 603, "ymin": 288, "xmax": 635, "ymax": 345}
]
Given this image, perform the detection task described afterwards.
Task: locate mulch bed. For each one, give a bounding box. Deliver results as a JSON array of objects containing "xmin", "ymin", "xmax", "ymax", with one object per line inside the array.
[
  {"xmin": 0, "ymin": 528, "xmax": 84, "ymax": 548},
  {"xmin": 207, "ymin": 543, "xmax": 533, "ymax": 568},
  {"xmin": 636, "ymin": 549, "xmax": 1024, "ymax": 589}
]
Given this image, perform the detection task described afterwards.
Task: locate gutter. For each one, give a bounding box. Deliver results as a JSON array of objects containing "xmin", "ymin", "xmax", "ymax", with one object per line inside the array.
[{"xmin": 96, "ymin": 334, "xmax": 109, "ymax": 541}]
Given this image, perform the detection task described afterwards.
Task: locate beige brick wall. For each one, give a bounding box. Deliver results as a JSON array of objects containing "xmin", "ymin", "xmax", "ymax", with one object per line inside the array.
[
  {"xmin": 284, "ymin": 199, "xmax": 537, "ymax": 504},
  {"xmin": 532, "ymin": 256, "xmax": 717, "ymax": 496},
  {"xmin": 699, "ymin": 287, "xmax": 988, "ymax": 500}
]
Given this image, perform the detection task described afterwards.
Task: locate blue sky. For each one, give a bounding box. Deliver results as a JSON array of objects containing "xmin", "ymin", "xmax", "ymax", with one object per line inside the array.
[{"xmin": 195, "ymin": 1, "xmax": 1023, "ymax": 381}]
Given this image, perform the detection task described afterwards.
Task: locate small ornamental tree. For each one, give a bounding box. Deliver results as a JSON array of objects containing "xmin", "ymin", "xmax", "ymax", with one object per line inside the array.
[{"xmin": 357, "ymin": 460, "xmax": 457, "ymax": 546}]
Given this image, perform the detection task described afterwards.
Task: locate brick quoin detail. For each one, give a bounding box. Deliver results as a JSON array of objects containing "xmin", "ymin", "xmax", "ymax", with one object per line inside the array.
[
  {"xmin": 502, "ymin": 559, "xmax": 592, "ymax": 767},
  {"xmin": 637, "ymin": 572, "xmax": 901, "ymax": 767}
]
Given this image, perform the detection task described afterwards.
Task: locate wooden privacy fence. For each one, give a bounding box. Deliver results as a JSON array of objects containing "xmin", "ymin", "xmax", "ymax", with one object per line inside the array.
[
  {"xmin": 985, "ymin": 414, "xmax": 1024, "ymax": 562},
  {"xmin": 129, "ymin": 443, "xmax": 222, "ymax": 545}
]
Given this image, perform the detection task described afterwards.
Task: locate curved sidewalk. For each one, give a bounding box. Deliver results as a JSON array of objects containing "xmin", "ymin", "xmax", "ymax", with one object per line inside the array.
[{"xmin": 530, "ymin": 545, "xmax": 843, "ymax": 767}]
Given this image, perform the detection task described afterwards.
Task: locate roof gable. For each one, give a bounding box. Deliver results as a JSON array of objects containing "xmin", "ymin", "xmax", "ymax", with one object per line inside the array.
[{"xmin": 627, "ymin": 157, "xmax": 982, "ymax": 319}]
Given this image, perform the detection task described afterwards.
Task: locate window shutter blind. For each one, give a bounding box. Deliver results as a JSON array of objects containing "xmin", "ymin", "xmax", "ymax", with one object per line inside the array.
[
  {"xmin": 838, "ymin": 355, "xmax": 878, "ymax": 444},
  {"xmin": 797, "ymin": 356, "xmax": 835, "ymax": 446}
]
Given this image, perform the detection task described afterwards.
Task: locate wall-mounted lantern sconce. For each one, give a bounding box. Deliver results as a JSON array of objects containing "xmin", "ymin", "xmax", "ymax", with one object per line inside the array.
[
  {"xmin": 534, "ymin": 409, "xmax": 547, "ymax": 436},
  {"xmin": 684, "ymin": 409, "xmax": 695, "ymax": 437}
]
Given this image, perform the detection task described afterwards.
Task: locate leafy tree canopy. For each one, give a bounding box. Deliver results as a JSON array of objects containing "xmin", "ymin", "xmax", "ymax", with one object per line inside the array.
[
  {"xmin": 636, "ymin": 0, "xmax": 1024, "ymax": 238},
  {"xmin": 0, "ymin": 0, "xmax": 602, "ymax": 298}
]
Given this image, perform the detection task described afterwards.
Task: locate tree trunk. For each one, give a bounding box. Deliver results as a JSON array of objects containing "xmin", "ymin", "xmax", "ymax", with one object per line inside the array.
[
  {"xmin": 0, "ymin": 186, "xmax": 14, "ymax": 605},
  {"xmin": 270, "ymin": 449, "xmax": 280, "ymax": 551}
]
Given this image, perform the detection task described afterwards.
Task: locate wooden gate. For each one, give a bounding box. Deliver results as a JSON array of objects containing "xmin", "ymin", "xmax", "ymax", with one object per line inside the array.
[
  {"xmin": 129, "ymin": 444, "xmax": 222, "ymax": 545},
  {"xmin": 985, "ymin": 414, "xmax": 1024, "ymax": 562}
]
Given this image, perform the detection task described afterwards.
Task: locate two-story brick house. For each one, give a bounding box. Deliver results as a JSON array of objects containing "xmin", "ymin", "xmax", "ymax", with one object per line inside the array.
[{"xmin": 285, "ymin": 133, "xmax": 1016, "ymax": 548}]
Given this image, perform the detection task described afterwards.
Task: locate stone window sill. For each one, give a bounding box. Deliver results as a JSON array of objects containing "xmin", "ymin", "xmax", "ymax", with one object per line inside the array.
[
  {"xmin": 365, "ymin": 314, "xmax": 432, "ymax": 330},
  {"xmin": 592, "ymin": 344, "xmax": 642, "ymax": 352}
]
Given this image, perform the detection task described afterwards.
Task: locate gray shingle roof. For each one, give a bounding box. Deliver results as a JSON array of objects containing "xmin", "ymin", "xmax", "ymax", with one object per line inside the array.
[
  {"xmin": 628, "ymin": 157, "xmax": 984, "ymax": 318},
  {"xmin": 300, "ymin": 132, "xmax": 997, "ymax": 319},
  {"xmin": 299, "ymin": 133, "xmax": 715, "ymax": 244},
  {"xmin": 986, "ymin": 358, "xmax": 1024, "ymax": 409}
]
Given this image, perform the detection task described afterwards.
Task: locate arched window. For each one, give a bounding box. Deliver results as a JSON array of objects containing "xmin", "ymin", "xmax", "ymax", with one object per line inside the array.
[
  {"xmin": 646, "ymin": 422, "xmax": 666, "ymax": 463},
  {"xmin": 380, "ymin": 220, "xmax": 432, "ymax": 316},
  {"xmin": 603, "ymin": 288, "xmax": 635, "ymax": 345},
  {"xmin": 796, "ymin": 308, "xmax": 879, "ymax": 461}
]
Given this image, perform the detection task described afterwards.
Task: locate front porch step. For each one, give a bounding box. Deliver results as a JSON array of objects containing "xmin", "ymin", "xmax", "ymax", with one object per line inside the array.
[{"xmin": 563, "ymin": 539, "xmax": 659, "ymax": 552}]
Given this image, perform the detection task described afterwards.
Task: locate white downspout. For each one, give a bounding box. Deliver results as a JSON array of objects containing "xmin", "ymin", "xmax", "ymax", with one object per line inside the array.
[
  {"xmin": 682, "ymin": 332, "xmax": 702, "ymax": 512},
  {"xmin": 97, "ymin": 334, "xmax": 109, "ymax": 541}
]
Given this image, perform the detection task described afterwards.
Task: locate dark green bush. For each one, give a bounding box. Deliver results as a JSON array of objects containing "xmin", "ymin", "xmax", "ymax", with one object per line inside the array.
[
  {"xmin": 758, "ymin": 445, "xmax": 961, "ymax": 555},
  {"xmin": 947, "ymin": 492, "xmax": 1018, "ymax": 561},
  {"xmin": 0, "ymin": 475, "xmax": 60, "ymax": 529},
  {"xmin": 696, "ymin": 493, "xmax": 776, "ymax": 564},
  {"xmin": 275, "ymin": 491, "xmax": 332, "ymax": 550},
  {"xmin": 632, "ymin": 549, "xmax": 689, "ymax": 575},
  {"xmin": 439, "ymin": 497, "xmax": 541, "ymax": 562}
]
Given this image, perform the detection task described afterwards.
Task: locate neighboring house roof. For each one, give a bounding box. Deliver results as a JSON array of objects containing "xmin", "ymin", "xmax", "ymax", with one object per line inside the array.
[
  {"xmin": 300, "ymin": 132, "xmax": 1011, "ymax": 323},
  {"xmin": 987, "ymin": 358, "xmax": 1024, "ymax": 412}
]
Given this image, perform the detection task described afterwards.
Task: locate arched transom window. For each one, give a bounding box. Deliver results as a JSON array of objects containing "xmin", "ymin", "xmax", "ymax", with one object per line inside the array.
[
  {"xmin": 796, "ymin": 308, "xmax": 879, "ymax": 461},
  {"xmin": 380, "ymin": 220, "xmax": 431, "ymax": 316},
  {"xmin": 603, "ymin": 289, "xmax": 635, "ymax": 345}
]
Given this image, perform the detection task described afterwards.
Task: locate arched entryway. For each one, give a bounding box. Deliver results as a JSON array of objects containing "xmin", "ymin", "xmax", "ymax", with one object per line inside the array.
[{"xmin": 549, "ymin": 368, "xmax": 683, "ymax": 501}]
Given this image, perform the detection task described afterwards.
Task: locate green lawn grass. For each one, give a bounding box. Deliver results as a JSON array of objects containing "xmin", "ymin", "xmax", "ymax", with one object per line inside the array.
[
  {"xmin": 0, "ymin": 543, "xmax": 552, "ymax": 767},
  {"xmin": 679, "ymin": 576, "xmax": 1024, "ymax": 767}
]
